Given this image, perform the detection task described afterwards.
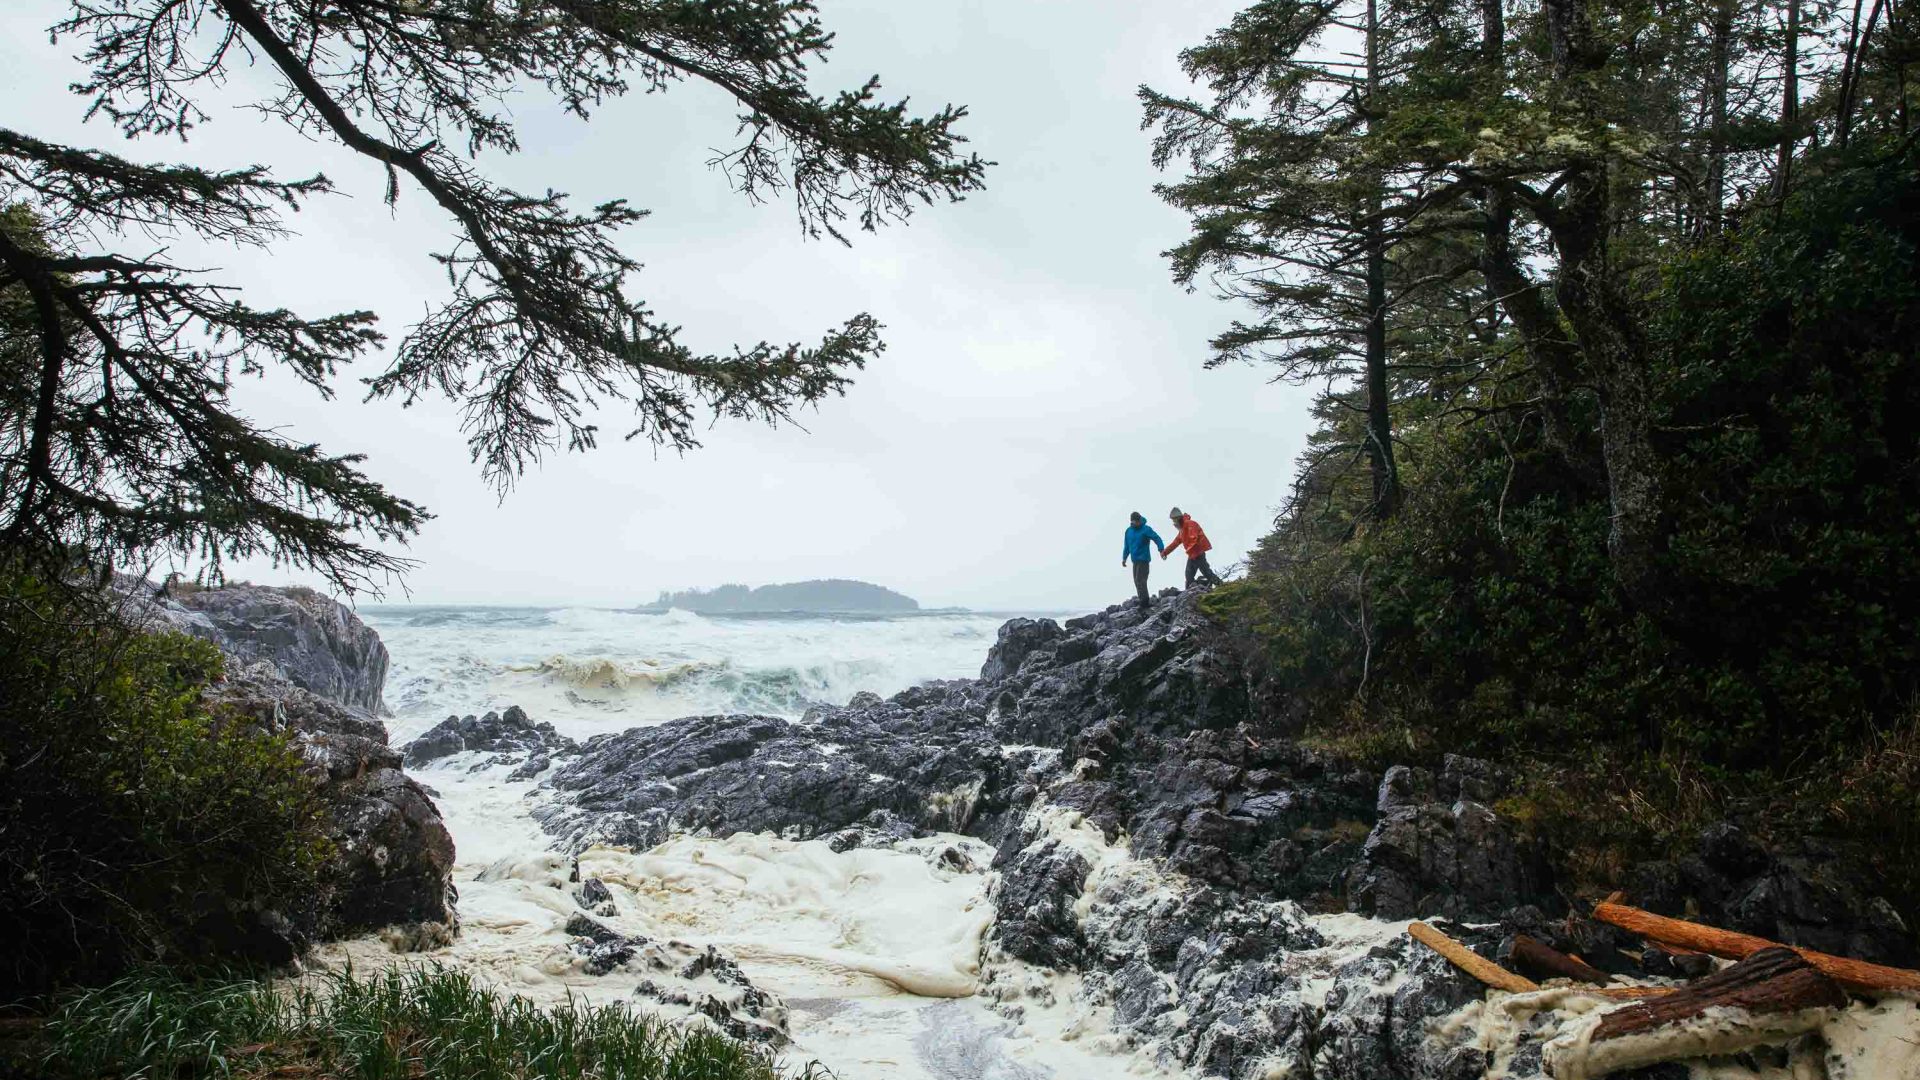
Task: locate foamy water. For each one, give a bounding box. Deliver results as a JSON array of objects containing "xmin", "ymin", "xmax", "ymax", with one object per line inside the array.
[{"xmin": 336, "ymin": 603, "xmax": 1154, "ymax": 1078}]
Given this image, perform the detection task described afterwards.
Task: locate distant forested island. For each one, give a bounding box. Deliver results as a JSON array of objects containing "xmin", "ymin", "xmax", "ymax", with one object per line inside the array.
[{"xmin": 640, "ymin": 580, "xmax": 920, "ymax": 613}]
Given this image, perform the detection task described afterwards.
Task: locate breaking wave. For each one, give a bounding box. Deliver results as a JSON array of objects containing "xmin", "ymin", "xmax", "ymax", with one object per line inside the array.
[
  {"xmin": 509, "ymin": 656, "xmax": 720, "ymax": 692},
  {"xmin": 358, "ymin": 603, "xmax": 1037, "ymax": 742}
]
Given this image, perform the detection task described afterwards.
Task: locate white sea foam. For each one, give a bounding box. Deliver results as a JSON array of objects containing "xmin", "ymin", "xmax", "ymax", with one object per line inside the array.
[
  {"xmin": 319, "ymin": 755, "xmax": 1171, "ymax": 1077},
  {"xmin": 328, "ymin": 604, "xmax": 1167, "ymax": 1078},
  {"xmin": 361, "ymin": 604, "xmax": 1017, "ymax": 741}
]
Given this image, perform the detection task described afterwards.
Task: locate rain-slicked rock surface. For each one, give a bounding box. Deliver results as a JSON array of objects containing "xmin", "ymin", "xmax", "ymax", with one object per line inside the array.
[
  {"xmin": 207, "ymin": 661, "xmax": 456, "ymax": 940},
  {"xmin": 403, "ymin": 705, "xmax": 579, "ymax": 780}
]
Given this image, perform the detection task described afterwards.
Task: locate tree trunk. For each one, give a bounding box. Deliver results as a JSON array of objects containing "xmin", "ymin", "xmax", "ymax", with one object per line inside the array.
[
  {"xmin": 1549, "ymin": 948, "xmax": 1849, "ymax": 1078},
  {"xmin": 1553, "ymin": 201, "xmax": 1666, "ymax": 612},
  {"xmin": 1480, "ymin": 210, "xmax": 1593, "ymax": 474},
  {"xmin": 1540, "ymin": 0, "xmax": 1671, "ymax": 613},
  {"xmin": 1706, "ymin": 0, "xmax": 1733, "ymax": 232},
  {"xmin": 1775, "ymin": 0, "xmax": 1801, "ymax": 198},
  {"xmin": 1839, "ymin": 0, "xmax": 1889, "ymax": 148},
  {"xmin": 1408, "ymin": 923, "xmax": 1541, "ymax": 993},
  {"xmin": 1362, "ymin": 0, "xmax": 1401, "ymax": 520},
  {"xmin": 1594, "ymin": 901, "xmax": 1920, "ymax": 994},
  {"xmin": 1475, "ymin": 0, "xmax": 1592, "ymax": 477},
  {"xmin": 1504, "ymin": 934, "xmax": 1612, "ymax": 985},
  {"xmin": 1591, "ymin": 948, "xmax": 1845, "ymax": 1042}
]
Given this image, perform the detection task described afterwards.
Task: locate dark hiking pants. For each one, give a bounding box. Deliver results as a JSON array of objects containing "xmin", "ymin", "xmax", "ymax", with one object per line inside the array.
[
  {"xmin": 1185, "ymin": 554, "xmax": 1223, "ymax": 588},
  {"xmin": 1132, "ymin": 560, "xmax": 1151, "ymax": 607}
]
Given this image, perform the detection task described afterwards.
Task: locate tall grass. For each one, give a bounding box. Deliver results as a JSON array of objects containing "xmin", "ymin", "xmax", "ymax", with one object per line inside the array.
[{"xmin": 34, "ymin": 967, "xmax": 815, "ymax": 1080}]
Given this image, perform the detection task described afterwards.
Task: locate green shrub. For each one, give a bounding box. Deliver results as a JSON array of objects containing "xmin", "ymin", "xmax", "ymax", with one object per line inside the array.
[
  {"xmin": 0, "ymin": 572, "xmax": 331, "ymax": 999},
  {"xmin": 28, "ymin": 966, "xmax": 810, "ymax": 1080}
]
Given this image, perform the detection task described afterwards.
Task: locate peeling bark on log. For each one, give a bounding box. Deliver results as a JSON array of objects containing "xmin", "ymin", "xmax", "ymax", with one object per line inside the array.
[
  {"xmin": 1547, "ymin": 948, "xmax": 1848, "ymax": 1080},
  {"xmin": 1408, "ymin": 922, "xmax": 1540, "ymax": 993},
  {"xmin": 1594, "ymin": 901, "xmax": 1920, "ymax": 995},
  {"xmin": 1590, "ymin": 947, "xmax": 1847, "ymax": 1042},
  {"xmin": 1507, "ymin": 934, "xmax": 1612, "ymax": 985}
]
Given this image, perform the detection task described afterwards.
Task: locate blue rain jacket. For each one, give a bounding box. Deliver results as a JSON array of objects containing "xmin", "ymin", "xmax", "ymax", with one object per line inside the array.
[{"xmin": 1122, "ymin": 522, "xmax": 1165, "ymax": 563}]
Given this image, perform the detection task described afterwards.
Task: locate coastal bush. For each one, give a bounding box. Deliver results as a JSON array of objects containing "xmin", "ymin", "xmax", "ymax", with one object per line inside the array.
[
  {"xmin": 25, "ymin": 966, "xmax": 807, "ymax": 1080},
  {"xmin": 1207, "ymin": 144, "xmax": 1920, "ymax": 922},
  {"xmin": 0, "ymin": 572, "xmax": 330, "ymax": 999}
]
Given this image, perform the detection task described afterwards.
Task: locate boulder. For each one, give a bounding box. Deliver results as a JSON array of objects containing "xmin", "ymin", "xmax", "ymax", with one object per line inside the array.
[
  {"xmin": 168, "ymin": 583, "xmax": 391, "ymax": 713},
  {"xmin": 402, "ymin": 705, "xmax": 578, "ymax": 770},
  {"xmin": 980, "ymin": 617, "xmax": 1064, "ymax": 681},
  {"xmin": 205, "ymin": 661, "xmax": 456, "ymax": 943},
  {"xmin": 1623, "ymin": 824, "xmax": 1917, "ymax": 967},
  {"xmin": 112, "ymin": 578, "xmax": 457, "ymax": 955}
]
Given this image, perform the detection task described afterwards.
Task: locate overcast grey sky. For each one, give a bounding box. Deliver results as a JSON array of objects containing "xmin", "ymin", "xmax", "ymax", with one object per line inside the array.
[{"xmin": 3, "ymin": 0, "xmax": 1318, "ymax": 611}]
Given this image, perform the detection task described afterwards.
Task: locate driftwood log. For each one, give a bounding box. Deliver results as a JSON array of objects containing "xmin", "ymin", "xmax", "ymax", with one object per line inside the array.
[
  {"xmin": 1594, "ymin": 901, "xmax": 1920, "ymax": 996},
  {"xmin": 1590, "ymin": 947, "xmax": 1847, "ymax": 1042},
  {"xmin": 1546, "ymin": 948, "xmax": 1848, "ymax": 1079},
  {"xmin": 1505, "ymin": 934, "xmax": 1611, "ymax": 985},
  {"xmin": 1408, "ymin": 922, "xmax": 1540, "ymax": 994}
]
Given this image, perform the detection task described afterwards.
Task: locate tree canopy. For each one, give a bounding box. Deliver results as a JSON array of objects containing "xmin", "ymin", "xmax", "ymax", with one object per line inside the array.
[
  {"xmin": 1164, "ymin": 0, "xmax": 1920, "ymax": 920},
  {"xmin": 1, "ymin": 0, "xmax": 987, "ymax": 591}
]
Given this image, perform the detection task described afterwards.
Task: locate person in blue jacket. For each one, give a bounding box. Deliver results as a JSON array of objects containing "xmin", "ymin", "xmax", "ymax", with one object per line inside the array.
[{"xmin": 1122, "ymin": 511, "xmax": 1166, "ymax": 610}]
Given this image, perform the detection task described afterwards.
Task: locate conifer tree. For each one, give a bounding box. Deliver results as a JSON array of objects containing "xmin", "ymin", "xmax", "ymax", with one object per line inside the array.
[
  {"xmin": 1144, "ymin": 0, "xmax": 1419, "ymax": 520},
  {"xmin": 1157, "ymin": 0, "xmax": 1910, "ymax": 612},
  {"xmin": 1, "ymin": 0, "xmax": 986, "ymax": 591}
]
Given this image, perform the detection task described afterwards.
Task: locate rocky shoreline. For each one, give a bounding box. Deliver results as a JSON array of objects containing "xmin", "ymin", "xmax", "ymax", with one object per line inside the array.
[
  {"xmin": 122, "ymin": 579, "xmax": 1914, "ymax": 1078},
  {"xmin": 509, "ymin": 588, "xmax": 1913, "ymax": 1078}
]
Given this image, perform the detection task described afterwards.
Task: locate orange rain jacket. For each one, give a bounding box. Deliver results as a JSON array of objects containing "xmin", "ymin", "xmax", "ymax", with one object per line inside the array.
[{"xmin": 1163, "ymin": 515, "xmax": 1213, "ymax": 559}]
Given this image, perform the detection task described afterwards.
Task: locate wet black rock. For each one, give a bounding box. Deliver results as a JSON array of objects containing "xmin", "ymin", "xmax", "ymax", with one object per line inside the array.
[
  {"xmin": 574, "ymin": 877, "xmax": 616, "ymax": 915},
  {"xmin": 1346, "ymin": 780, "xmax": 1553, "ymax": 920},
  {"xmin": 561, "ymin": 914, "xmax": 786, "ymax": 1042},
  {"xmin": 1624, "ymin": 824, "xmax": 1916, "ymax": 966},
  {"xmin": 989, "ymin": 837, "xmax": 1091, "ymax": 969},
  {"xmin": 535, "ymin": 703, "xmax": 1039, "ymax": 852},
  {"xmin": 402, "ymin": 706, "xmax": 579, "ymax": 772},
  {"xmin": 980, "ymin": 617, "xmax": 1064, "ymax": 681},
  {"xmin": 825, "ymin": 809, "xmax": 920, "ymax": 853}
]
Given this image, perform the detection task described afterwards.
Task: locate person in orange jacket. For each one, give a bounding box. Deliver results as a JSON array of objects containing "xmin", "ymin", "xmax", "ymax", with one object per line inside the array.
[{"xmin": 1162, "ymin": 507, "xmax": 1224, "ymax": 589}]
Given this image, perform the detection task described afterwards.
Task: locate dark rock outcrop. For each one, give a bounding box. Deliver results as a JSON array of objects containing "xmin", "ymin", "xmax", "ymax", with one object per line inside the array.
[
  {"xmin": 562, "ymin": 913, "xmax": 786, "ymax": 1042},
  {"xmin": 535, "ymin": 701, "xmax": 1044, "ymax": 853},
  {"xmin": 979, "ymin": 616, "xmax": 1064, "ymax": 681},
  {"xmin": 402, "ymin": 705, "xmax": 579, "ymax": 778},
  {"xmin": 196, "ymin": 665, "xmax": 457, "ymax": 945},
  {"xmin": 116, "ymin": 580, "xmax": 457, "ymax": 955},
  {"xmin": 167, "ymin": 584, "xmax": 391, "ymax": 713},
  {"xmin": 1624, "ymin": 823, "xmax": 1916, "ymax": 967},
  {"xmin": 1345, "ymin": 761, "xmax": 1553, "ymax": 921}
]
